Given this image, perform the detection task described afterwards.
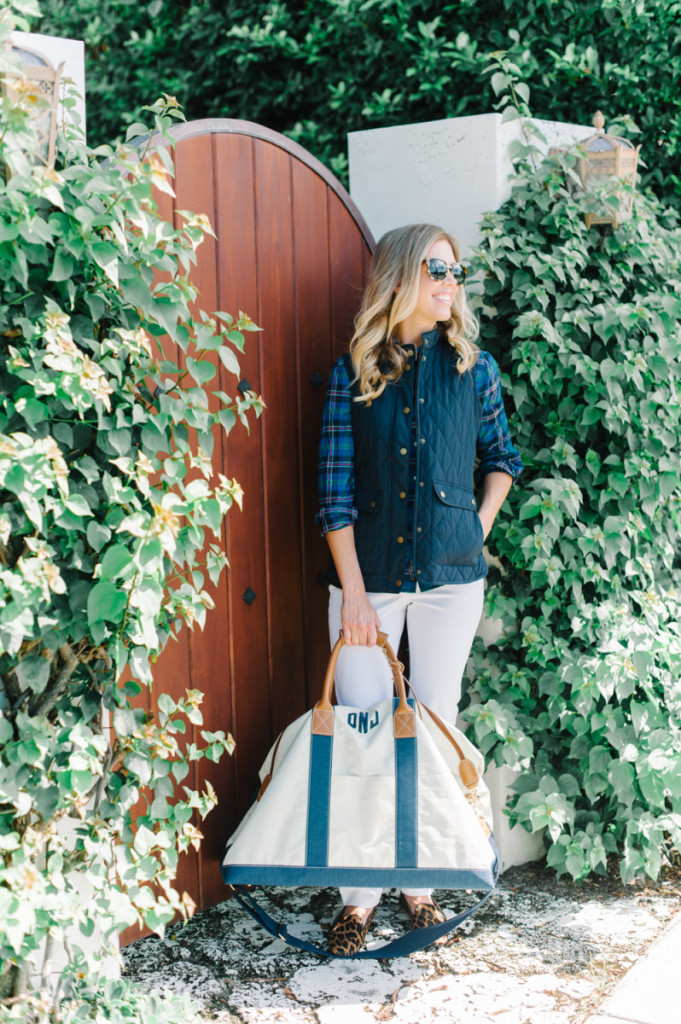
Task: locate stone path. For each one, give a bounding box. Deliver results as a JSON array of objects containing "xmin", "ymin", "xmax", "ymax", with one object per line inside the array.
[
  {"xmin": 122, "ymin": 863, "xmax": 681, "ymax": 1023},
  {"xmin": 586, "ymin": 910, "xmax": 681, "ymax": 1024}
]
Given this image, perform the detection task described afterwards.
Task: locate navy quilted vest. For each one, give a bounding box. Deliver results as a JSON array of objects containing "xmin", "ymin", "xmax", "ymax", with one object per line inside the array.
[{"xmin": 328, "ymin": 330, "xmax": 487, "ymax": 593}]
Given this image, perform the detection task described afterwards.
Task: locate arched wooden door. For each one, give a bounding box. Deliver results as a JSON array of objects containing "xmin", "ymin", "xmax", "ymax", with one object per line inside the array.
[{"xmin": 149, "ymin": 120, "xmax": 374, "ymax": 913}]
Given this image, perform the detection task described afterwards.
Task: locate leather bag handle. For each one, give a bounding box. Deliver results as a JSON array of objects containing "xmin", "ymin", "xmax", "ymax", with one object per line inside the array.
[{"xmin": 311, "ymin": 631, "xmax": 415, "ymax": 738}]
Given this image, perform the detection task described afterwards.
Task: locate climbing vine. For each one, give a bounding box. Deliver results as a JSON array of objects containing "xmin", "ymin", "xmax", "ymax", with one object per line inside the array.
[{"xmin": 462, "ymin": 61, "xmax": 681, "ymax": 883}]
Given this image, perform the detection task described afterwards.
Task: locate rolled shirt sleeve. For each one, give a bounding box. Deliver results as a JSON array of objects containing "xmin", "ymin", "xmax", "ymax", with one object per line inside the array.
[
  {"xmin": 475, "ymin": 350, "xmax": 523, "ymax": 482},
  {"xmin": 316, "ymin": 357, "xmax": 358, "ymax": 535}
]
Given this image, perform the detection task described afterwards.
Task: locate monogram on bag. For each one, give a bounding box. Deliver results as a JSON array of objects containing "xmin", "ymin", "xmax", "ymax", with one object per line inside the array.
[{"xmin": 221, "ymin": 633, "xmax": 499, "ymax": 958}]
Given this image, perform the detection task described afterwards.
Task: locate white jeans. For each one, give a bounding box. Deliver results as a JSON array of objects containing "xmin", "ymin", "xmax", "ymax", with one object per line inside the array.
[{"xmin": 328, "ymin": 579, "xmax": 485, "ymax": 908}]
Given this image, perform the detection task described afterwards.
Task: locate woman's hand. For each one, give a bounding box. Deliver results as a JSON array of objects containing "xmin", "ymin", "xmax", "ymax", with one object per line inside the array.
[
  {"xmin": 341, "ymin": 587, "xmax": 382, "ymax": 646},
  {"xmin": 325, "ymin": 525, "xmax": 381, "ymax": 644},
  {"xmin": 478, "ymin": 472, "xmax": 513, "ymax": 542},
  {"xmin": 478, "ymin": 508, "xmax": 494, "ymax": 540}
]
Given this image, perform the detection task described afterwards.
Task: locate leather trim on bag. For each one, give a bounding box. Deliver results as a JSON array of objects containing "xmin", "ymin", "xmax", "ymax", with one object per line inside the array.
[
  {"xmin": 458, "ymin": 757, "xmax": 479, "ymax": 790},
  {"xmin": 311, "ymin": 707, "xmax": 334, "ymax": 736},
  {"xmin": 394, "ymin": 707, "xmax": 416, "ymax": 738}
]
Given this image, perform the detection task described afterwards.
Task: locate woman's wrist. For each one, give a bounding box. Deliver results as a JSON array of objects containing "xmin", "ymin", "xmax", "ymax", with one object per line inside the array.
[
  {"xmin": 342, "ymin": 579, "xmax": 366, "ymax": 596},
  {"xmin": 338, "ymin": 568, "xmax": 366, "ymax": 594}
]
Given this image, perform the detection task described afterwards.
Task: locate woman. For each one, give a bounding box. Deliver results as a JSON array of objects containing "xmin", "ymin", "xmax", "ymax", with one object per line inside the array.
[{"xmin": 316, "ymin": 223, "xmax": 522, "ymax": 956}]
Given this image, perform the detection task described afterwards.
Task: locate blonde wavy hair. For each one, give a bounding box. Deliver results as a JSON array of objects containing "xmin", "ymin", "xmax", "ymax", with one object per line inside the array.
[{"xmin": 349, "ymin": 223, "xmax": 479, "ymax": 402}]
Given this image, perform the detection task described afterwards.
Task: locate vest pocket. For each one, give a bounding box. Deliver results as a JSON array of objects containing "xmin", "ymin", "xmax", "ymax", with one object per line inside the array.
[
  {"xmin": 430, "ymin": 481, "xmax": 484, "ymax": 567},
  {"xmin": 353, "ymin": 490, "xmax": 384, "ymax": 578}
]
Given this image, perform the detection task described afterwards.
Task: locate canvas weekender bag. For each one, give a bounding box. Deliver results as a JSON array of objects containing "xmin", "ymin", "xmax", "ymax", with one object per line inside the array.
[{"xmin": 221, "ymin": 632, "xmax": 499, "ymax": 958}]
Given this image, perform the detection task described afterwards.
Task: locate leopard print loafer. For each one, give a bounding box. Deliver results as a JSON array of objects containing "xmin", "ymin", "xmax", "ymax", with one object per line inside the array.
[
  {"xmin": 399, "ymin": 894, "xmax": 446, "ymax": 930},
  {"xmin": 326, "ymin": 906, "xmax": 377, "ymax": 957}
]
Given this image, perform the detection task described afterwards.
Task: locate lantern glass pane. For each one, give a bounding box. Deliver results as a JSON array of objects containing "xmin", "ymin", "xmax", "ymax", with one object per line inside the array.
[
  {"xmin": 588, "ymin": 137, "xmax": 615, "ymax": 152},
  {"xmin": 14, "ymin": 47, "xmax": 49, "ymax": 68}
]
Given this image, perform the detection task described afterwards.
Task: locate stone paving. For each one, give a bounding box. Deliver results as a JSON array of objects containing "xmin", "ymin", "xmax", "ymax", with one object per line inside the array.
[
  {"xmin": 586, "ymin": 910, "xmax": 681, "ymax": 1024},
  {"xmin": 122, "ymin": 863, "xmax": 681, "ymax": 1024}
]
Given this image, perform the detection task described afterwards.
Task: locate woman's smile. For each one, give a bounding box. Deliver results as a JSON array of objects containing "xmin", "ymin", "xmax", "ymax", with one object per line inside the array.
[{"xmin": 433, "ymin": 290, "xmax": 454, "ymax": 308}]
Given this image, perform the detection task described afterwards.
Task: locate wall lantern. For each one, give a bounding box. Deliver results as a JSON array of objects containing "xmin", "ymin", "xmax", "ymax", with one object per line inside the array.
[
  {"xmin": 1, "ymin": 40, "xmax": 64, "ymax": 169},
  {"xmin": 578, "ymin": 111, "xmax": 640, "ymax": 229}
]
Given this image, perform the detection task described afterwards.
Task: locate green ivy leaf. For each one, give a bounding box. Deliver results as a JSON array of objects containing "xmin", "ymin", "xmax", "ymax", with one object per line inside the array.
[
  {"xmin": 15, "ymin": 655, "xmax": 50, "ymax": 695},
  {"xmin": 100, "ymin": 544, "xmax": 134, "ymax": 581},
  {"xmin": 186, "ymin": 357, "xmax": 216, "ymax": 385},
  {"xmin": 218, "ymin": 346, "xmax": 240, "ymax": 375},
  {"xmin": 87, "ymin": 582, "xmax": 128, "ymax": 625}
]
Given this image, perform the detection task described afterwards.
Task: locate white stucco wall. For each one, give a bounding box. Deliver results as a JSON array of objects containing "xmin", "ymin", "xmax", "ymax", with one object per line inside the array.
[{"xmin": 349, "ymin": 112, "xmax": 591, "ymax": 256}]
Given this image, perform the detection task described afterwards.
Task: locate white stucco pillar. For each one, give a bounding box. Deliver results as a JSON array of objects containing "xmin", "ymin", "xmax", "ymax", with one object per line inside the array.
[{"xmin": 348, "ymin": 112, "xmax": 590, "ymax": 256}]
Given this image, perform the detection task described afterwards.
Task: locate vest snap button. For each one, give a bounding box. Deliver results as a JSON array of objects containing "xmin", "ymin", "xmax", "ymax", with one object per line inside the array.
[
  {"xmin": 399, "ymin": 491, "xmax": 406, "ymax": 499},
  {"xmin": 397, "ymin": 536, "xmax": 404, "ymax": 544},
  {"xmin": 399, "ymin": 447, "xmax": 407, "ymax": 455},
  {"xmin": 419, "ymin": 481, "xmax": 424, "ymax": 487},
  {"xmin": 403, "ymin": 406, "xmax": 410, "ymax": 414},
  {"xmin": 417, "ymin": 526, "xmax": 423, "ymax": 533},
  {"xmin": 369, "ymin": 500, "xmax": 376, "ymax": 508},
  {"xmin": 405, "ymin": 363, "xmax": 411, "ymax": 371},
  {"xmin": 417, "ymin": 570, "xmax": 422, "ymax": 575},
  {"xmin": 471, "ymin": 498, "xmax": 476, "ymax": 506},
  {"xmin": 440, "ymin": 490, "xmax": 446, "ymax": 497},
  {"xmin": 395, "ymin": 579, "xmax": 402, "ymax": 587},
  {"xmin": 420, "ymin": 438, "xmax": 425, "ymax": 444}
]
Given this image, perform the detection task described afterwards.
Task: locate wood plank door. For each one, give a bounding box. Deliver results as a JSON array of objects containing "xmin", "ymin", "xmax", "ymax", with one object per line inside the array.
[{"xmin": 137, "ymin": 119, "xmax": 374, "ymax": 920}]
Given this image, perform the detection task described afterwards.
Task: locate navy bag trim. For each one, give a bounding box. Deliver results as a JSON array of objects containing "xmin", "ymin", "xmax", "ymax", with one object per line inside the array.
[
  {"xmin": 306, "ymin": 732, "xmax": 333, "ymax": 867},
  {"xmin": 222, "ymin": 862, "xmax": 497, "ymax": 889},
  {"xmin": 226, "ymin": 838, "xmax": 499, "ymax": 960},
  {"xmin": 394, "ymin": 702, "xmax": 418, "ymax": 867}
]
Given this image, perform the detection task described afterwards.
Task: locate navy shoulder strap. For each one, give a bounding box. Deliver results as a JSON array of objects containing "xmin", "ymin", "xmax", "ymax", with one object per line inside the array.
[{"xmin": 228, "ymin": 843, "xmax": 499, "ymax": 960}]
